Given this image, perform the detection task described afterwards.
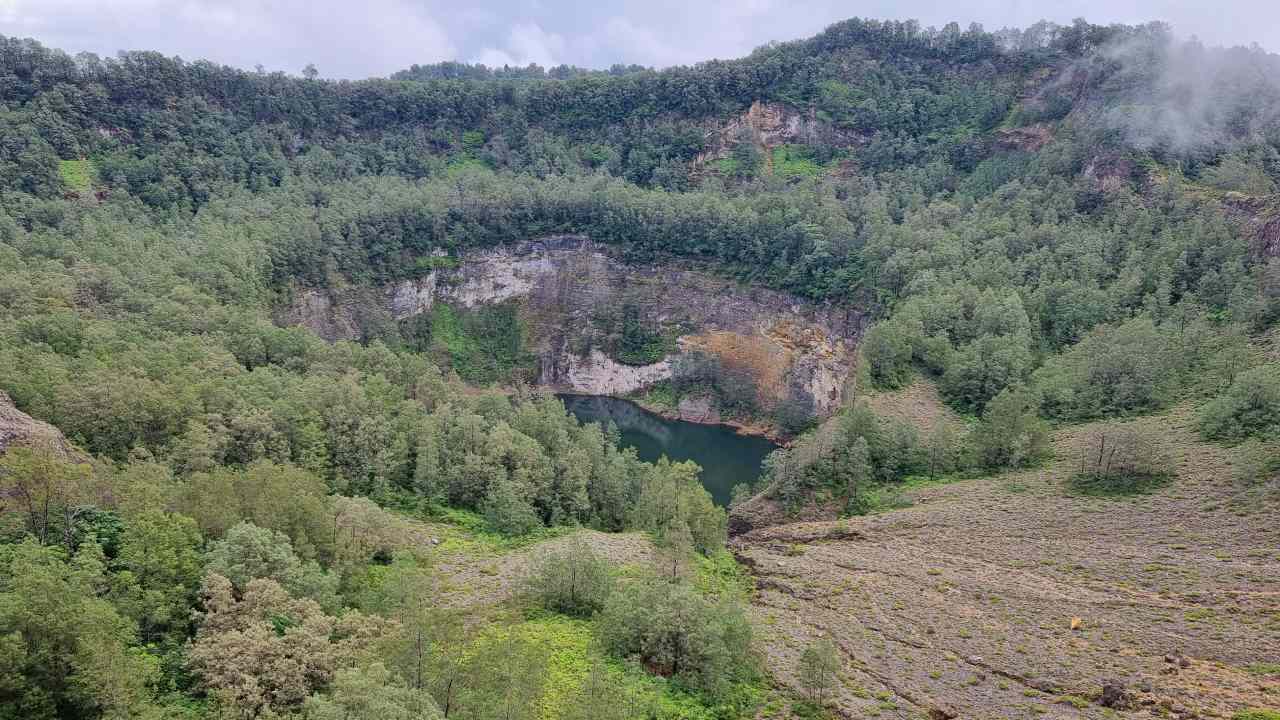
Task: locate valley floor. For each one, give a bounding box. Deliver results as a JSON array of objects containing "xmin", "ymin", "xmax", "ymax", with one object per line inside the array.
[{"xmin": 732, "ymin": 404, "xmax": 1279, "ymax": 719}]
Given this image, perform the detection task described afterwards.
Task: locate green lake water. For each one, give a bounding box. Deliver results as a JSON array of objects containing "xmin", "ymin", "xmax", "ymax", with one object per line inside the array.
[{"xmin": 559, "ymin": 394, "xmax": 778, "ymax": 507}]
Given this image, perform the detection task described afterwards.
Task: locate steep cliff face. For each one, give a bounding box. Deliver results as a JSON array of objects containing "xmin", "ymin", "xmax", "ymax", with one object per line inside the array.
[{"xmin": 280, "ymin": 236, "xmax": 867, "ymax": 420}]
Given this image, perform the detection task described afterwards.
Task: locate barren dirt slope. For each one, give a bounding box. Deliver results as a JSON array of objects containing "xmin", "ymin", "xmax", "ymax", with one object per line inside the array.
[{"xmin": 734, "ymin": 406, "xmax": 1279, "ymax": 719}]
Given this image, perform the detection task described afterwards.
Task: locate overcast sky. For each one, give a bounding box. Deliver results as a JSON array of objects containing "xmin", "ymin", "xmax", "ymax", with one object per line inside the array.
[{"xmin": 1, "ymin": 0, "xmax": 1277, "ymax": 79}]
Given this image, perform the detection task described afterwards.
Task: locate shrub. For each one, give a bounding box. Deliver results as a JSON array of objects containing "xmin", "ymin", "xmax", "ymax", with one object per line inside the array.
[
  {"xmin": 798, "ymin": 638, "xmax": 842, "ymax": 705},
  {"xmin": 1032, "ymin": 317, "xmax": 1176, "ymax": 420},
  {"xmin": 1199, "ymin": 365, "xmax": 1280, "ymax": 443},
  {"xmin": 1068, "ymin": 427, "xmax": 1171, "ymax": 496},
  {"xmin": 525, "ymin": 539, "xmax": 613, "ymax": 617},
  {"xmin": 598, "ymin": 575, "xmax": 755, "ymax": 699}
]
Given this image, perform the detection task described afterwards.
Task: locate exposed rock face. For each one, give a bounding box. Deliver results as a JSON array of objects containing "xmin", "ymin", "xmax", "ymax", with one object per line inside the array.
[
  {"xmin": 559, "ymin": 349, "xmax": 671, "ymax": 396},
  {"xmin": 677, "ymin": 395, "xmax": 720, "ymax": 424},
  {"xmin": 280, "ymin": 236, "xmax": 867, "ymax": 419},
  {"xmin": 694, "ymin": 100, "xmax": 865, "ymax": 174},
  {"xmin": 1224, "ymin": 193, "xmax": 1280, "ymax": 260},
  {"xmin": 0, "ymin": 391, "xmax": 79, "ymax": 458}
]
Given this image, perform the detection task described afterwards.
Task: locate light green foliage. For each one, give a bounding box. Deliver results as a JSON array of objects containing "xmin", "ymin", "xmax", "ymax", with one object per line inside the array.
[
  {"xmin": 0, "ymin": 446, "xmax": 93, "ymax": 548},
  {"xmin": 303, "ymin": 663, "xmax": 441, "ymax": 719},
  {"xmin": 632, "ymin": 457, "xmax": 726, "ymax": 555},
  {"xmin": 1030, "ymin": 316, "xmax": 1231, "ymax": 420},
  {"xmin": 0, "ymin": 540, "xmax": 158, "ymax": 720},
  {"xmin": 797, "ymin": 638, "xmax": 842, "ymax": 705},
  {"xmin": 459, "ymin": 634, "xmax": 548, "ymax": 720},
  {"xmin": 57, "ymin": 159, "xmax": 93, "ymax": 191},
  {"xmin": 204, "ymin": 521, "xmax": 341, "ymax": 611},
  {"xmin": 423, "ymin": 303, "xmax": 534, "ymax": 385},
  {"xmin": 113, "ymin": 510, "xmax": 204, "ymax": 642},
  {"xmin": 771, "ymin": 145, "xmax": 825, "ymax": 178},
  {"xmin": 1233, "ymin": 710, "xmax": 1280, "ymax": 720}
]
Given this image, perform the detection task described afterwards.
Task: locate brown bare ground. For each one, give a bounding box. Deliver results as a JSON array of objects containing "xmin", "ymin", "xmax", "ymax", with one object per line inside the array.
[
  {"xmin": 733, "ymin": 405, "xmax": 1280, "ymax": 719},
  {"xmin": 860, "ymin": 379, "xmax": 965, "ymax": 437}
]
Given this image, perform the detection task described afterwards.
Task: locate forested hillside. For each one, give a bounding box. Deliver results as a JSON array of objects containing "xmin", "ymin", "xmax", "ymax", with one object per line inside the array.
[{"xmin": 0, "ymin": 16, "xmax": 1278, "ymax": 720}]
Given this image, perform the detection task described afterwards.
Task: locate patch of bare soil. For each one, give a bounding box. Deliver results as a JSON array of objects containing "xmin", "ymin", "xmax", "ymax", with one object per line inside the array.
[
  {"xmin": 733, "ymin": 406, "xmax": 1280, "ymax": 719},
  {"xmin": 861, "ymin": 379, "xmax": 964, "ymax": 437}
]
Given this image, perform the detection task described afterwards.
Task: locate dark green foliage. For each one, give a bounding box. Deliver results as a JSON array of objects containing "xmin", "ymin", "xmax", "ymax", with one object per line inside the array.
[
  {"xmin": 598, "ymin": 574, "xmax": 756, "ymax": 699},
  {"xmin": 526, "ymin": 539, "xmax": 614, "ymax": 616},
  {"xmin": 596, "ymin": 303, "xmax": 672, "ymax": 366},
  {"xmin": 972, "ymin": 386, "xmax": 1050, "ymax": 470}
]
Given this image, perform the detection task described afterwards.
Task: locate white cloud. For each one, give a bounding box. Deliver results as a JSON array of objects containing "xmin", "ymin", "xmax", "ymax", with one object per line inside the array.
[
  {"xmin": 0, "ymin": 0, "xmax": 457, "ymax": 77},
  {"xmin": 1, "ymin": 0, "xmax": 1277, "ymax": 78},
  {"xmin": 473, "ymin": 21, "xmax": 564, "ymax": 67}
]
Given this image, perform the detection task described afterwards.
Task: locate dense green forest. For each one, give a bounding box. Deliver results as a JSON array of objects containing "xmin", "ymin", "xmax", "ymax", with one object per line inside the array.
[{"xmin": 1, "ymin": 15, "xmax": 1279, "ymax": 720}]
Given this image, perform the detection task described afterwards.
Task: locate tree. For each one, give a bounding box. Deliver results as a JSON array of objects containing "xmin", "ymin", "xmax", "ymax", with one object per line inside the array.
[
  {"xmin": 1070, "ymin": 426, "xmax": 1170, "ymax": 495},
  {"xmin": 302, "ymin": 663, "xmax": 441, "ymax": 720},
  {"xmin": 797, "ymin": 637, "xmax": 842, "ymax": 706},
  {"xmin": 841, "ymin": 436, "xmax": 872, "ymax": 516},
  {"xmin": 187, "ymin": 574, "xmax": 390, "ymax": 718},
  {"xmin": 0, "ymin": 539, "xmax": 158, "ymax": 720},
  {"xmin": 598, "ymin": 575, "xmax": 755, "ymax": 699},
  {"xmin": 302, "ymin": 63, "xmax": 319, "ymax": 80},
  {"xmin": 972, "ymin": 386, "xmax": 1049, "ymax": 469},
  {"xmin": 561, "ymin": 660, "xmax": 639, "ymax": 720},
  {"xmin": 923, "ymin": 421, "xmax": 962, "ymax": 480},
  {"xmin": 1199, "ymin": 366, "xmax": 1280, "ymax": 442},
  {"xmin": 458, "ymin": 635, "xmax": 547, "ymax": 720},
  {"xmin": 204, "ymin": 521, "xmax": 340, "ymax": 611},
  {"xmin": 113, "ymin": 509, "xmax": 204, "ymax": 642},
  {"xmin": 0, "ymin": 446, "xmax": 93, "ymax": 547}
]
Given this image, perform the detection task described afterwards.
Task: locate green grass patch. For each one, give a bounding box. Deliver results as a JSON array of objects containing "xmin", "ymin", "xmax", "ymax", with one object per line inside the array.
[
  {"xmin": 1247, "ymin": 662, "xmax": 1280, "ymax": 676},
  {"xmin": 58, "ymin": 159, "xmax": 93, "ymax": 191},
  {"xmin": 487, "ymin": 612, "xmax": 763, "ymax": 720},
  {"xmin": 426, "ymin": 505, "xmax": 574, "ymax": 554},
  {"xmin": 694, "ymin": 549, "xmax": 753, "ymax": 601},
  {"xmin": 630, "ymin": 380, "xmax": 678, "ymax": 412},
  {"xmin": 771, "ymin": 145, "xmax": 824, "ymax": 178},
  {"xmin": 714, "ymin": 157, "xmax": 741, "ymax": 176},
  {"xmin": 1234, "ymin": 710, "xmax": 1280, "ymax": 720}
]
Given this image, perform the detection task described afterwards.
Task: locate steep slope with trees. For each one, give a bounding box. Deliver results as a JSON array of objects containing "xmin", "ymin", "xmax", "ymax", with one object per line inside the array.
[{"xmin": 0, "ymin": 15, "xmax": 1278, "ymax": 720}]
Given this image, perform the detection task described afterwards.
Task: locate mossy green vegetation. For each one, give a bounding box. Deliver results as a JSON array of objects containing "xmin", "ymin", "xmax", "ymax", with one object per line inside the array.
[
  {"xmin": 771, "ymin": 144, "xmax": 826, "ymax": 178},
  {"xmin": 421, "ymin": 301, "xmax": 536, "ymax": 384},
  {"xmin": 57, "ymin": 158, "xmax": 93, "ymax": 191}
]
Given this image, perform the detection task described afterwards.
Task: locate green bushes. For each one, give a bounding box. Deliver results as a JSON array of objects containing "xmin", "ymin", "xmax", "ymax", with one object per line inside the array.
[
  {"xmin": 598, "ymin": 575, "xmax": 756, "ymax": 699},
  {"xmin": 525, "ymin": 540, "xmax": 614, "ymax": 617},
  {"xmin": 972, "ymin": 386, "xmax": 1050, "ymax": 470},
  {"xmin": 1199, "ymin": 366, "xmax": 1280, "ymax": 443}
]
